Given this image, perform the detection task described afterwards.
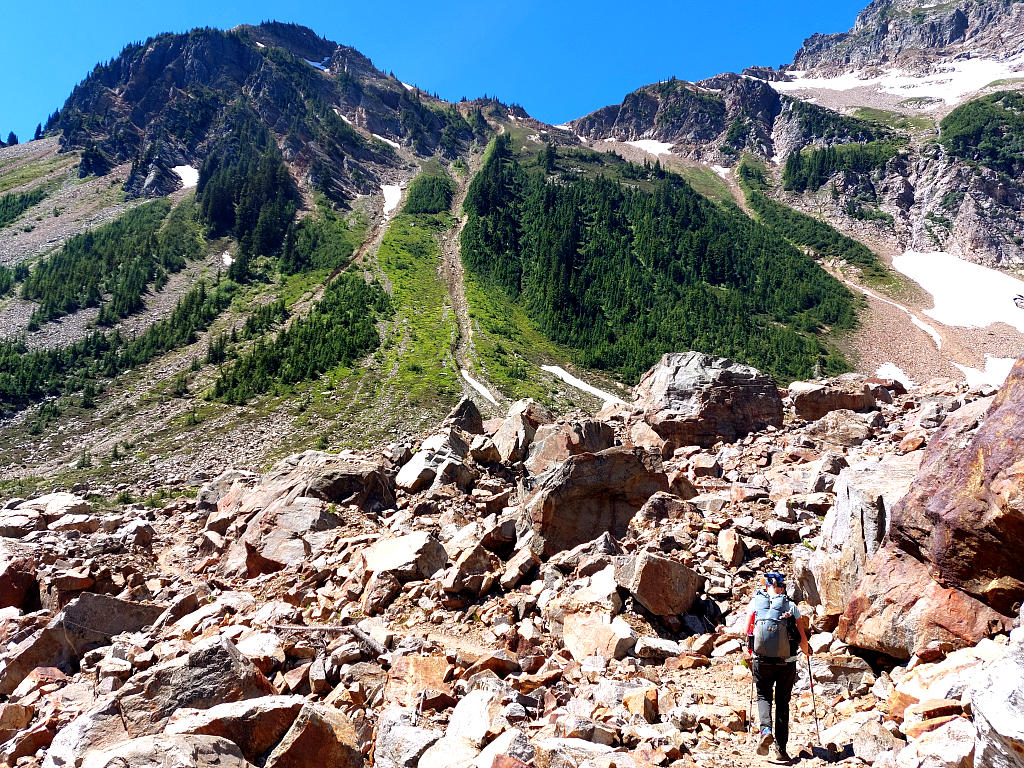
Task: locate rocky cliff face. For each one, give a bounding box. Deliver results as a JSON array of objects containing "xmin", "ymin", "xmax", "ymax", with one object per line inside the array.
[{"xmin": 791, "ymin": 0, "xmax": 1024, "ymax": 72}]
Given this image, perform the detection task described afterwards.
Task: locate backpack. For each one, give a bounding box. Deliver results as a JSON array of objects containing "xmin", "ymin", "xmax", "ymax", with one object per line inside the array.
[{"xmin": 752, "ymin": 590, "xmax": 794, "ymax": 659}]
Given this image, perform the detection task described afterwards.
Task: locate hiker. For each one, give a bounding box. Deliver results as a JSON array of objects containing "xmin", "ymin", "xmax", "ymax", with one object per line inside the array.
[{"xmin": 743, "ymin": 571, "xmax": 811, "ymax": 763}]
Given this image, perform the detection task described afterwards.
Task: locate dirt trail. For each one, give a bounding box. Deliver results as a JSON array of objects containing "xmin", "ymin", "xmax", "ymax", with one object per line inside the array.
[{"xmin": 437, "ymin": 153, "xmax": 504, "ymax": 409}]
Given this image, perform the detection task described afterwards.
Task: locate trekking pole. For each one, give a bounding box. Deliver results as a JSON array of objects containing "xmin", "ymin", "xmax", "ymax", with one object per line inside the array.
[
  {"xmin": 748, "ymin": 676, "xmax": 755, "ymax": 733},
  {"xmin": 806, "ymin": 654, "xmax": 822, "ymax": 745}
]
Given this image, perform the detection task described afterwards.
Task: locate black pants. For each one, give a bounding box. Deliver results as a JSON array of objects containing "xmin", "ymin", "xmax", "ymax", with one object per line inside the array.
[{"xmin": 753, "ymin": 658, "xmax": 797, "ymax": 750}]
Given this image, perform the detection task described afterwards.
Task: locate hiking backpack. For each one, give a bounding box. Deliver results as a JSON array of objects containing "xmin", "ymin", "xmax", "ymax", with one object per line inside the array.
[{"xmin": 752, "ymin": 590, "xmax": 793, "ymax": 659}]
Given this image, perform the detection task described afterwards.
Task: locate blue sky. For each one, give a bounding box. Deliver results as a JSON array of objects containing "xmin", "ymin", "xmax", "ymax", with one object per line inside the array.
[{"xmin": 0, "ymin": 0, "xmax": 867, "ymax": 141}]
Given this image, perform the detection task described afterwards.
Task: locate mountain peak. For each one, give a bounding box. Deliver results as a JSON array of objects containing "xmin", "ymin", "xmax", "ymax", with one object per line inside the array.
[{"xmin": 234, "ymin": 21, "xmax": 337, "ymax": 62}]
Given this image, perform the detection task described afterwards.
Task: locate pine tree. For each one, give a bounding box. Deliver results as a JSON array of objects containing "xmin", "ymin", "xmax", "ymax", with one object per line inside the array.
[
  {"xmin": 5, "ymin": 132, "xmax": 17, "ymax": 146},
  {"xmin": 33, "ymin": 124, "xmax": 42, "ymax": 141}
]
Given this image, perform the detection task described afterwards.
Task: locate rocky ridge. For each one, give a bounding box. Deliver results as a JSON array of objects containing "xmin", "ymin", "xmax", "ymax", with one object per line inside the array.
[
  {"xmin": 0, "ymin": 352, "xmax": 1021, "ymax": 768},
  {"xmin": 568, "ymin": 0, "xmax": 1024, "ymax": 267},
  {"xmin": 790, "ymin": 0, "xmax": 1024, "ymax": 73}
]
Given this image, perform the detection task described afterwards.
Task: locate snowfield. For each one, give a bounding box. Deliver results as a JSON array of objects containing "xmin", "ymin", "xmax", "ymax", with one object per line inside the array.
[
  {"xmin": 892, "ymin": 251, "xmax": 1024, "ymax": 334},
  {"xmin": 875, "ymin": 363, "xmax": 916, "ymax": 389},
  {"xmin": 382, "ymin": 185, "xmax": 402, "ymax": 216},
  {"xmin": 769, "ymin": 53, "xmax": 1024, "ymax": 105},
  {"xmin": 172, "ymin": 165, "xmax": 199, "ymax": 189},
  {"xmin": 460, "ymin": 369, "xmax": 498, "ymax": 405},
  {"xmin": 373, "ymin": 134, "xmax": 401, "ymax": 150},
  {"xmin": 623, "ymin": 140, "xmax": 674, "ymax": 156},
  {"xmin": 304, "ymin": 58, "xmax": 329, "ymax": 72},
  {"xmin": 541, "ymin": 365, "xmax": 626, "ymax": 405},
  {"xmin": 953, "ymin": 357, "xmax": 1017, "ymax": 389}
]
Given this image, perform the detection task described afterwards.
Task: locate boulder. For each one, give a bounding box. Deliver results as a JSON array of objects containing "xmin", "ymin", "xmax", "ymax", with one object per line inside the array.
[
  {"xmin": 717, "ymin": 528, "xmax": 744, "ymax": 568},
  {"xmin": 796, "ymin": 653, "xmax": 875, "ymax": 698},
  {"xmin": 632, "ymin": 352, "xmax": 783, "ymax": 448},
  {"xmin": 889, "ymin": 378, "xmax": 1024, "ymax": 615},
  {"xmin": 395, "ymin": 429, "xmax": 470, "ymax": 492},
  {"xmin": 164, "ymin": 696, "xmax": 305, "ymax": 762},
  {"xmin": 198, "ymin": 470, "xmax": 257, "ymax": 513},
  {"xmin": 0, "ymin": 593, "xmax": 164, "ymax": 695},
  {"xmin": 811, "ymin": 453, "xmax": 922, "ymax": 616},
  {"xmin": 634, "ymin": 636, "xmax": 683, "ymax": 660},
  {"xmin": 447, "ymin": 689, "xmax": 504, "ymax": 747},
  {"xmin": 263, "ymin": 703, "xmax": 363, "ymax": 768},
  {"xmin": 788, "ymin": 380, "xmax": 876, "ymax": 421},
  {"xmin": 838, "ymin": 547, "xmax": 1013, "ymax": 660},
  {"xmin": 218, "ymin": 496, "xmax": 344, "ymax": 579},
  {"xmin": 360, "ymin": 571, "xmax": 401, "ymax": 616},
  {"xmin": 852, "ymin": 719, "xmax": 902, "ymax": 764},
  {"xmin": 417, "ymin": 737, "xmax": 479, "ymax": 768},
  {"xmin": 841, "ymin": 378, "xmax": 1024, "ymax": 658},
  {"xmin": 0, "ymin": 508, "xmax": 46, "ymax": 538},
  {"xmin": 562, "ymin": 612, "xmax": 637, "ymax": 661},
  {"xmin": 44, "ymin": 636, "xmax": 275, "ymax": 767},
  {"xmin": 79, "ymin": 735, "xmax": 253, "ymax": 768},
  {"xmin": 0, "ymin": 541, "xmax": 37, "ymax": 609},
  {"xmin": 212, "ymin": 452, "xmax": 393, "ymax": 543},
  {"xmin": 526, "ymin": 448, "xmax": 669, "ymax": 556},
  {"xmin": 16, "ymin": 492, "xmax": 91, "ymax": 519},
  {"xmin": 361, "ymin": 532, "xmax": 448, "ymax": 582},
  {"xmin": 969, "ymin": 635, "xmax": 1024, "ymax": 767},
  {"xmin": 894, "ymin": 716, "xmax": 976, "ymax": 768},
  {"xmin": 524, "ymin": 420, "xmax": 615, "ymax": 476},
  {"xmin": 386, "ymin": 655, "xmax": 452, "ymax": 707},
  {"xmin": 446, "ymin": 397, "xmax": 485, "ymax": 436},
  {"xmin": 493, "ymin": 399, "xmax": 554, "ymax": 464},
  {"xmin": 614, "ymin": 550, "xmax": 704, "ymax": 616},
  {"xmin": 374, "ymin": 708, "xmax": 440, "ymax": 768},
  {"xmin": 805, "ymin": 409, "xmax": 873, "ymax": 447},
  {"xmin": 532, "ymin": 738, "xmax": 613, "ymax": 768}
]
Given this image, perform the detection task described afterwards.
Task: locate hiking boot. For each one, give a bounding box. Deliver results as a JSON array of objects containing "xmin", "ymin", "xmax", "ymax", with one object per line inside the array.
[
  {"xmin": 756, "ymin": 728, "xmax": 774, "ymax": 756},
  {"xmin": 770, "ymin": 745, "xmax": 791, "ymax": 763}
]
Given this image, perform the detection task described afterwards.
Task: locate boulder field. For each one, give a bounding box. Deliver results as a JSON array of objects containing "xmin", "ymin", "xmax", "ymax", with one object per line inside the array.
[{"xmin": 0, "ymin": 353, "xmax": 1021, "ymax": 768}]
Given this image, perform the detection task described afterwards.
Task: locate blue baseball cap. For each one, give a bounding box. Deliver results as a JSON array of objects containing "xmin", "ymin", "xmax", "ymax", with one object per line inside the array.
[{"xmin": 765, "ymin": 572, "xmax": 785, "ymax": 587}]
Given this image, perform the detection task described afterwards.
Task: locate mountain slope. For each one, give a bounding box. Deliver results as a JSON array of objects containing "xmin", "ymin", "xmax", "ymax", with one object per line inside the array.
[{"xmin": 55, "ymin": 22, "xmax": 484, "ymax": 201}]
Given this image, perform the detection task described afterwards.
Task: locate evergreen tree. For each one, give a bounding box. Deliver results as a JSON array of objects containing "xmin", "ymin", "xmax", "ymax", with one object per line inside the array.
[
  {"xmin": 33, "ymin": 124, "xmax": 42, "ymax": 141},
  {"xmin": 5, "ymin": 132, "xmax": 17, "ymax": 146}
]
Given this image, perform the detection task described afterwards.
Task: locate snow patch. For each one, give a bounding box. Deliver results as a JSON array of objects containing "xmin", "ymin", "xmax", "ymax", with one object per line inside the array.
[
  {"xmin": 304, "ymin": 58, "xmax": 329, "ymax": 72},
  {"xmin": 953, "ymin": 357, "xmax": 1017, "ymax": 389},
  {"xmin": 892, "ymin": 251, "xmax": 1024, "ymax": 334},
  {"xmin": 172, "ymin": 165, "xmax": 199, "ymax": 189},
  {"xmin": 552, "ymin": 124, "xmax": 572, "ymax": 132},
  {"xmin": 401, "ymin": 82, "xmax": 415, "ymax": 91},
  {"xmin": 373, "ymin": 134, "xmax": 401, "ymax": 150},
  {"xmin": 221, "ymin": 251, "xmax": 234, "ymax": 267},
  {"xmin": 770, "ymin": 53, "xmax": 1024, "ymax": 105},
  {"xmin": 711, "ymin": 165, "xmax": 730, "ymax": 180},
  {"xmin": 541, "ymin": 365, "xmax": 626, "ymax": 405},
  {"xmin": 875, "ymin": 363, "xmax": 916, "ymax": 389},
  {"xmin": 255, "ymin": 42, "xmax": 265, "ymax": 48},
  {"xmin": 843, "ymin": 279, "xmax": 943, "ymax": 350},
  {"xmin": 461, "ymin": 369, "xmax": 498, "ymax": 405},
  {"xmin": 624, "ymin": 139, "xmax": 674, "ymax": 156},
  {"xmin": 382, "ymin": 185, "xmax": 402, "ymax": 216}
]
